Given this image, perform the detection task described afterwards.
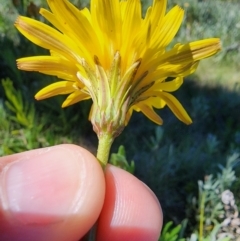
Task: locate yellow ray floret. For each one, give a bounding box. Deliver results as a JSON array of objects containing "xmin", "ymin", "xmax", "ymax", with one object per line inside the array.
[{"xmin": 15, "ymin": 0, "xmax": 221, "ymax": 136}]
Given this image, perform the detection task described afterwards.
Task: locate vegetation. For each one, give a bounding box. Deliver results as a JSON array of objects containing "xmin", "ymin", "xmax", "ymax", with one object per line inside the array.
[{"xmin": 0, "ymin": 0, "xmax": 240, "ymax": 240}]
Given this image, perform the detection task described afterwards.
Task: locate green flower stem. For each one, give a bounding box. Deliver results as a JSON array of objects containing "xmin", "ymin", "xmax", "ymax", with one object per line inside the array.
[
  {"xmin": 96, "ymin": 132, "xmax": 114, "ymax": 167},
  {"xmin": 85, "ymin": 222, "xmax": 97, "ymax": 241},
  {"xmin": 85, "ymin": 133, "xmax": 114, "ymax": 241}
]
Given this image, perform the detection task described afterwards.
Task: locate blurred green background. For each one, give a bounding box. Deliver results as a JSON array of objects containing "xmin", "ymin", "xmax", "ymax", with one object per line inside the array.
[{"xmin": 0, "ymin": 0, "xmax": 240, "ymax": 240}]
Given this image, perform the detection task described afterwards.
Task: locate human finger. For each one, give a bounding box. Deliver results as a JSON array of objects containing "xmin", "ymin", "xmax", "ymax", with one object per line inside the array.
[
  {"xmin": 0, "ymin": 144, "xmax": 105, "ymax": 241},
  {"xmin": 96, "ymin": 164, "xmax": 163, "ymax": 241}
]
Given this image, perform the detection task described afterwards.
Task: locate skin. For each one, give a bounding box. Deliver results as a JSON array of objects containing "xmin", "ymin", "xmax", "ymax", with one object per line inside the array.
[{"xmin": 0, "ymin": 144, "xmax": 163, "ymax": 241}]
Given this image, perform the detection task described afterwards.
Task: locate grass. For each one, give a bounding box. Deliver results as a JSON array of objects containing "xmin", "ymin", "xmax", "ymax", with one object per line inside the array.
[{"xmin": 196, "ymin": 58, "xmax": 240, "ymax": 90}]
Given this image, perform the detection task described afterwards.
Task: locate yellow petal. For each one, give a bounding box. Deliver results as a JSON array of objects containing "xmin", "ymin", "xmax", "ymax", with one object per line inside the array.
[
  {"xmin": 62, "ymin": 91, "xmax": 90, "ymax": 107},
  {"xmin": 133, "ymin": 103, "xmax": 163, "ymax": 125},
  {"xmin": 39, "ymin": 9, "xmax": 64, "ymax": 34},
  {"xmin": 15, "ymin": 16, "xmax": 83, "ymax": 64},
  {"xmin": 144, "ymin": 97, "xmax": 166, "ymax": 109},
  {"xmin": 145, "ymin": 62, "xmax": 199, "ymax": 81},
  {"xmin": 121, "ymin": 0, "xmax": 141, "ymax": 63},
  {"xmin": 157, "ymin": 92, "xmax": 192, "ymax": 124},
  {"xmin": 139, "ymin": 0, "xmax": 167, "ymax": 51},
  {"xmin": 91, "ymin": 0, "xmax": 121, "ymax": 53},
  {"xmin": 150, "ymin": 0, "xmax": 167, "ymax": 30},
  {"xmin": 153, "ymin": 77, "xmax": 183, "ymax": 92},
  {"xmin": 44, "ymin": 0, "xmax": 100, "ymax": 60},
  {"xmin": 161, "ymin": 39, "xmax": 221, "ymax": 64},
  {"xmin": 151, "ymin": 5, "xmax": 184, "ymax": 49},
  {"xmin": 35, "ymin": 81, "xmax": 76, "ymax": 100},
  {"xmin": 17, "ymin": 56, "xmax": 80, "ymax": 81}
]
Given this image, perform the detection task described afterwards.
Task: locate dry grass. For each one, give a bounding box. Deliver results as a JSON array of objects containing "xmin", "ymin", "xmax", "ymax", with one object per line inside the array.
[{"xmin": 193, "ymin": 58, "xmax": 240, "ymax": 91}]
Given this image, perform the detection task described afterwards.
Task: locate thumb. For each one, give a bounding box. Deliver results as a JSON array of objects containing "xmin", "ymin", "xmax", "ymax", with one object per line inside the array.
[{"xmin": 0, "ymin": 144, "xmax": 105, "ymax": 241}]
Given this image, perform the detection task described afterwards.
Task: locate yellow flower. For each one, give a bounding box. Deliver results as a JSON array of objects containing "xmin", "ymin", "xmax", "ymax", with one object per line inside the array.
[{"xmin": 15, "ymin": 0, "xmax": 221, "ymax": 138}]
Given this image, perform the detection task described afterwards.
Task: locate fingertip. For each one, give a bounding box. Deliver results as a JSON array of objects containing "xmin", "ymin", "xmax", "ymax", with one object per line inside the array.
[
  {"xmin": 0, "ymin": 144, "xmax": 105, "ymax": 241},
  {"xmin": 97, "ymin": 165, "xmax": 163, "ymax": 241}
]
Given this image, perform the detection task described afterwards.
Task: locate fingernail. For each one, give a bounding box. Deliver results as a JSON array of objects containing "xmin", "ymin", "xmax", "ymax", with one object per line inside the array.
[{"xmin": 0, "ymin": 146, "xmax": 83, "ymax": 225}]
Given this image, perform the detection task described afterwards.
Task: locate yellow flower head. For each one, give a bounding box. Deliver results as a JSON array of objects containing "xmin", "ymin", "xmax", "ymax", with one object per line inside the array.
[{"xmin": 15, "ymin": 0, "xmax": 221, "ymax": 138}]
